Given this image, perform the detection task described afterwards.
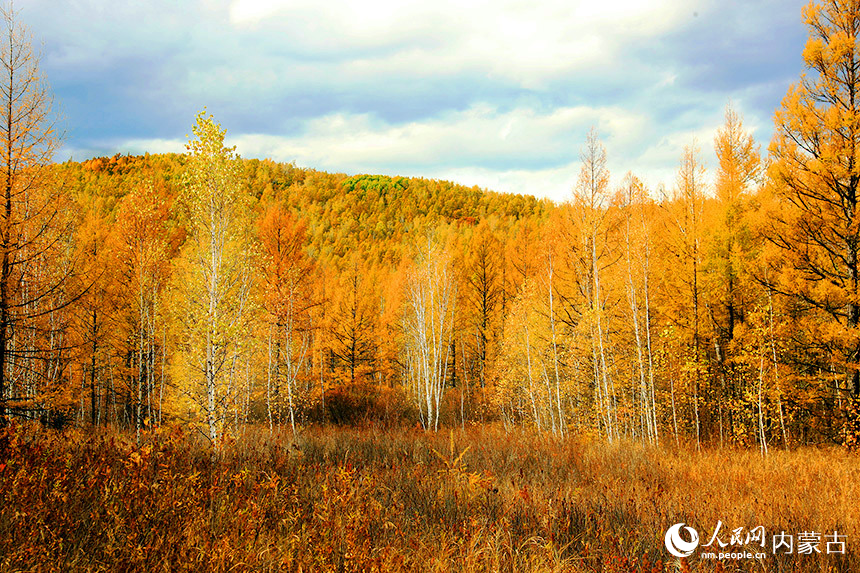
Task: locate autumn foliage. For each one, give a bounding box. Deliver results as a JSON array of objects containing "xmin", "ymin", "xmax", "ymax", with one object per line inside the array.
[
  {"xmin": 20, "ymin": 108, "xmax": 860, "ymax": 447},
  {"xmin": 1, "ymin": 422, "xmax": 857, "ymax": 572},
  {"xmin": 4, "ymin": 0, "xmax": 860, "ymax": 570}
]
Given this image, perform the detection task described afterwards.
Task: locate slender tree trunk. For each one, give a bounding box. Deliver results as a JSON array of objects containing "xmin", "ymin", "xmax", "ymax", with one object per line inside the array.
[
  {"xmin": 524, "ymin": 319, "xmax": 541, "ymax": 431},
  {"xmin": 625, "ymin": 207, "xmax": 651, "ymax": 443},
  {"xmin": 159, "ymin": 329, "xmax": 165, "ymax": 427},
  {"xmin": 319, "ymin": 342, "xmax": 325, "ymax": 421},
  {"xmin": 0, "ymin": 47, "xmax": 13, "ymax": 425},
  {"xmin": 593, "ymin": 239, "xmax": 614, "ymax": 442},
  {"xmin": 767, "ymin": 283, "xmax": 788, "ymax": 448},
  {"xmin": 643, "ymin": 242, "xmax": 658, "ymax": 444},
  {"xmin": 90, "ymin": 309, "xmax": 97, "ymax": 426},
  {"xmin": 670, "ymin": 375, "xmax": 679, "ymax": 448},
  {"xmin": 693, "ymin": 234, "xmax": 701, "ymax": 451},
  {"xmin": 266, "ymin": 329, "xmax": 274, "ymax": 435},
  {"xmin": 547, "ymin": 254, "xmax": 564, "ymax": 436},
  {"xmin": 758, "ymin": 354, "xmax": 768, "ymax": 457}
]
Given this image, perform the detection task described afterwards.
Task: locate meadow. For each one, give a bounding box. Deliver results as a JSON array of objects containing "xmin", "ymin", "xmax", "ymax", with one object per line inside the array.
[{"xmin": 0, "ymin": 423, "xmax": 857, "ymax": 572}]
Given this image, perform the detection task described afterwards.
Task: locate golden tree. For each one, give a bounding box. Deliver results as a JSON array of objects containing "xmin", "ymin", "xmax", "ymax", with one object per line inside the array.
[
  {"xmin": 617, "ymin": 173, "xmax": 659, "ymax": 444},
  {"xmin": 174, "ymin": 111, "xmax": 254, "ymax": 447},
  {"xmin": 570, "ymin": 128, "xmax": 617, "ymax": 441},
  {"xmin": 0, "ymin": 4, "xmax": 72, "ymax": 423},
  {"xmin": 71, "ymin": 199, "xmax": 114, "ymax": 427},
  {"xmin": 707, "ymin": 106, "xmax": 763, "ymax": 443},
  {"xmin": 462, "ymin": 221, "xmax": 504, "ymax": 389},
  {"xmin": 326, "ymin": 261, "xmax": 378, "ymax": 387},
  {"xmin": 658, "ymin": 145, "xmax": 708, "ymax": 447},
  {"xmin": 257, "ymin": 203, "xmax": 315, "ymax": 434},
  {"xmin": 712, "ymin": 105, "xmax": 760, "ymax": 342},
  {"xmin": 113, "ymin": 182, "xmax": 174, "ymax": 437},
  {"xmin": 769, "ymin": 0, "xmax": 860, "ymax": 397}
]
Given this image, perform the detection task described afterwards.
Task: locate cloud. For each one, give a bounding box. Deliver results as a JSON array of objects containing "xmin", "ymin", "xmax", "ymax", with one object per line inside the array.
[
  {"xmin": 226, "ymin": 0, "xmax": 691, "ymax": 90},
  {"xmin": 23, "ymin": 0, "xmax": 810, "ymax": 199},
  {"xmin": 229, "ymin": 103, "xmax": 648, "ymax": 179}
]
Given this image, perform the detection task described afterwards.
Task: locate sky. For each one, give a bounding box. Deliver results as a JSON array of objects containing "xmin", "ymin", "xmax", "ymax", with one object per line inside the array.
[{"xmin": 27, "ymin": 0, "xmax": 809, "ymax": 203}]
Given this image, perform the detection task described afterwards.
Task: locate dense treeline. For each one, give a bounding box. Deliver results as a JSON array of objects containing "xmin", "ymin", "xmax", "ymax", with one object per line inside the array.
[
  {"xmin": 9, "ymin": 108, "xmax": 851, "ymax": 449},
  {"xmin": 2, "ymin": 0, "xmax": 860, "ymax": 450}
]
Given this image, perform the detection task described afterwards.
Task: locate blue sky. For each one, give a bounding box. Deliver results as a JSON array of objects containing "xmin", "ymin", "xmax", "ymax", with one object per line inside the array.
[{"xmin": 29, "ymin": 0, "xmax": 808, "ymax": 202}]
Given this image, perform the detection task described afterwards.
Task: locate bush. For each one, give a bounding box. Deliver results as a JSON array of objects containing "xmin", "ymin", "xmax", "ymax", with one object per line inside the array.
[{"xmin": 306, "ymin": 383, "xmax": 416, "ymax": 427}]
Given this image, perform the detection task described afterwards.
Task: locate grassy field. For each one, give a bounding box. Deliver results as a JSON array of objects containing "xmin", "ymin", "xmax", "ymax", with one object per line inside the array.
[{"xmin": 0, "ymin": 423, "xmax": 857, "ymax": 572}]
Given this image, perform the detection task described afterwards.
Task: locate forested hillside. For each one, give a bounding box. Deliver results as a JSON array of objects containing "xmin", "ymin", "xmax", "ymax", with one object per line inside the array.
[
  {"xmin": 9, "ymin": 2, "xmax": 860, "ymax": 572},
  {"xmin": 0, "ymin": 101, "xmax": 847, "ymax": 451},
  {"xmin": 2, "ymin": 0, "xmax": 859, "ymax": 454}
]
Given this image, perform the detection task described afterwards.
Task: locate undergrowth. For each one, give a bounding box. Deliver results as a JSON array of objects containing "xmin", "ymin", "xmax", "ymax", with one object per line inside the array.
[{"xmin": 0, "ymin": 423, "xmax": 856, "ymax": 572}]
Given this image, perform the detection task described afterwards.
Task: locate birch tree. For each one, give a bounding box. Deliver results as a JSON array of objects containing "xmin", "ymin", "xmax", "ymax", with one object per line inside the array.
[
  {"xmin": 176, "ymin": 111, "xmax": 253, "ymax": 448},
  {"xmin": 571, "ymin": 128, "xmax": 617, "ymax": 441},
  {"xmin": 544, "ymin": 243, "xmax": 566, "ymax": 436},
  {"xmin": 664, "ymin": 145, "xmax": 708, "ymax": 449},
  {"xmin": 403, "ymin": 242, "xmax": 456, "ymax": 431},
  {"xmin": 114, "ymin": 183, "xmax": 173, "ymax": 438},
  {"xmin": 618, "ymin": 173, "xmax": 658, "ymax": 443}
]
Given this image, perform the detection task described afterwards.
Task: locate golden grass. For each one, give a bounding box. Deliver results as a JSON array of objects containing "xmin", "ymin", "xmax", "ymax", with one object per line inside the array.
[{"xmin": 0, "ymin": 423, "xmax": 856, "ymax": 572}]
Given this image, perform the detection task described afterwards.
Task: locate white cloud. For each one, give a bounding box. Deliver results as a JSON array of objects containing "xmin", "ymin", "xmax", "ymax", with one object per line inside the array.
[
  {"xmin": 220, "ymin": 102, "xmax": 698, "ymax": 201},
  {"xmin": 226, "ymin": 0, "xmax": 690, "ymax": 88},
  {"xmin": 434, "ymin": 164, "xmax": 578, "ymax": 204},
  {"xmin": 29, "ymin": 0, "xmax": 807, "ymax": 199},
  {"xmin": 228, "ymin": 103, "xmax": 649, "ymax": 174},
  {"xmin": 73, "ymin": 96, "xmax": 775, "ymax": 201},
  {"xmin": 119, "ymin": 138, "xmax": 187, "ymax": 156}
]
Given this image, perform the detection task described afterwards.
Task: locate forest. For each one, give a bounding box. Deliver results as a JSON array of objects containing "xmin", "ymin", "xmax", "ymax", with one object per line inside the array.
[
  {"xmin": 7, "ymin": 88, "xmax": 858, "ymax": 452},
  {"xmin": 10, "ymin": 110, "xmax": 841, "ymax": 450},
  {"xmin": 2, "ymin": 1, "xmax": 860, "ymax": 572}
]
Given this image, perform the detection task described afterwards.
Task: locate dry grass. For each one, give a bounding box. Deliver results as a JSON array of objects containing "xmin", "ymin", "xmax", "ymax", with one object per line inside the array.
[{"xmin": 0, "ymin": 422, "xmax": 856, "ymax": 572}]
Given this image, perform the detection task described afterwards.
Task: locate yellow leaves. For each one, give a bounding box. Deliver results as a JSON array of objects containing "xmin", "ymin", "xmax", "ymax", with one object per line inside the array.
[
  {"xmin": 430, "ymin": 434, "xmax": 496, "ymax": 504},
  {"xmin": 174, "ymin": 110, "xmax": 259, "ymax": 444},
  {"xmin": 802, "ymin": 37, "xmax": 826, "ymax": 68},
  {"xmin": 124, "ymin": 444, "xmax": 152, "ymax": 470},
  {"xmin": 186, "ymin": 109, "xmax": 238, "ymax": 161},
  {"xmin": 714, "ymin": 104, "xmax": 760, "ymax": 205},
  {"xmin": 768, "ymin": 3, "xmax": 860, "ymax": 398}
]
